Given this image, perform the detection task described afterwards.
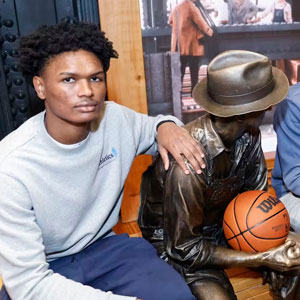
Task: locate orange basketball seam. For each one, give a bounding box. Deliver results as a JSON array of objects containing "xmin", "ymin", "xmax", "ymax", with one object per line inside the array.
[
  {"xmin": 246, "ymin": 190, "xmax": 267, "ymax": 217},
  {"xmin": 224, "ymin": 191, "xmax": 289, "ymax": 253},
  {"xmin": 226, "ymin": 222, "xmax": 287, "ymax": 242},
  {"xmin": 233, "ymin": 193, "xmax": 258, "ymax": 252},
  {"xmin": 242, "ymin": 191, "xmax": 267, "ymax": 252},
  {"xmin": 223, "ymin": 220, "xmax": 242, "ymax": 250},
  {"xmin": 226, "ymin": 208, "xmax": 287, "ymax": 241},
  {"xmin": 246, "ymin": 191, "xmax": 288, "ymax": 243},
  {"xmin": 246, "ymin": 208, "xmax": 289, "ymax": 240}
]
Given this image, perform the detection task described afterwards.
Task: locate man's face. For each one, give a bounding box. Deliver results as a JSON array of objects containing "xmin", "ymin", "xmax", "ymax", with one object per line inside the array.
[{"xmin": 33, "ymin": 49, "xmax": 106, "ymax": 127}]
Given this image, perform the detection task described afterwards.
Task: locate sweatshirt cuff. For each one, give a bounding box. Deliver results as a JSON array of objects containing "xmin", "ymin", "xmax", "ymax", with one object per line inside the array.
[
  {"xmin": 156, "ymin": 120, "xmax": 175, "ymax": 131},
  {"xmin": 155, "ymin": 115, "xmax": 183, "ymax": 133},
  {"xmin": 153, "ymin": 115, "xmax": 183, "ymax": 147}
]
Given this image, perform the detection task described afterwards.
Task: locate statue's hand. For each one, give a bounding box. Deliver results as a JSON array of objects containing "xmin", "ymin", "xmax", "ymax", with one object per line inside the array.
[
  {"xmin": 261, "ymin": 240, "xmax": 300, "ymax": 272},
  {"xmin": 287, "ymin": 231, "xmax": 300, "ymax": 247}
]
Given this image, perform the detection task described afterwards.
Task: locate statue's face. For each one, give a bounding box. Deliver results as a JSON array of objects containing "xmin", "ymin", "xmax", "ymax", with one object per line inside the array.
[{"xmin": 244, "ymin": 109, "xmax": 268, "ymax": 130}]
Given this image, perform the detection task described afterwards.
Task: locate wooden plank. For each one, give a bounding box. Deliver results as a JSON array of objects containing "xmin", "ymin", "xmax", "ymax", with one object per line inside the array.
[
  {"xmin": 225, "ymin": 267, "xmax": 251, "ymax": 278},
  {"xmin": 226, "ymin": 269, "xmax": 273, "ymax": 300},
  {"xmin": 236, "ymin": 284, "xmax": 272, "ymax": 300},
  {"xmin": 230, "ymin": 273, "xmax": 262, "ymax": 293},
  {"xmin": 226, "ymin": 268, "xmax": 273, "ymax": 300},
  {"xmin": 121, "ymin": 155, "xmax": 152, "ymax": 222},
  {"xmin": 98, "ymin": 0, "xmax": 152, "ymax": 222},
  {"xmin": 247, "ymin": 291, "xmax": 273, "ymax": 300},
  {"xmin": 98, "ymin": 0, "xmax": 147, "ymax": 113}
]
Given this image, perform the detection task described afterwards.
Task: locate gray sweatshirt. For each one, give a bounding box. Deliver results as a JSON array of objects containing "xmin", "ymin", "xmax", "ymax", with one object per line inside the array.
[{"xmin": 0, "ymin": 101, "xmax": 180, "ymax": 300}]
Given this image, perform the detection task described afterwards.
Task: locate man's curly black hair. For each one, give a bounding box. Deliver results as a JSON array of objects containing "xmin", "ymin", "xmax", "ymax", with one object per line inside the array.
[{"xmin": 19, "ymin": 22, "xmax": 118, "ymax": 79}]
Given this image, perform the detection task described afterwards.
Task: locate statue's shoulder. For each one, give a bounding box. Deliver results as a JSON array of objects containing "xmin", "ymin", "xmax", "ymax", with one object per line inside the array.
[{"xmin": 184, "ymin": 114, "xmax": 208, "ymax": 142}]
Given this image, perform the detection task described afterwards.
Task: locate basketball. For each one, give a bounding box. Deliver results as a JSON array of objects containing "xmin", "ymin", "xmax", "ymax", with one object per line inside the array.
[{"xmin": 223, "ymin": 190, "xmax": 290, "ymax": 253}]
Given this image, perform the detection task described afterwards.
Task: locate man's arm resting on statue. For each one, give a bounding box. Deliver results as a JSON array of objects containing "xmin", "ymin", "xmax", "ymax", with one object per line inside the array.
[{"xmin": 118, "ymin": 105, "xmax": 205, "ymax": 174}]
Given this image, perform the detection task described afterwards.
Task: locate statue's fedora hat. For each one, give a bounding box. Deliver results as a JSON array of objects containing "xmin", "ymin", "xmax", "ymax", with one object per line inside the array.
[{"xmin": 192, "ymin": 50, "xmax": 289, "ymax": 117}]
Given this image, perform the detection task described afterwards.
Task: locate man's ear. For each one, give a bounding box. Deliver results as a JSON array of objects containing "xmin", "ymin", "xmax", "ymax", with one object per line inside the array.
[{"xmin": 33, "ymin": 76, "xmax": 46, "ymax": 100}]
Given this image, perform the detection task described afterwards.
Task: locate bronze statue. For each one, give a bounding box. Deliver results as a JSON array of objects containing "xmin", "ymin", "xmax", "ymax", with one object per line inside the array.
[{"xmin": 138, "ymin": 50, "xmax": 300, "ymax": 300}]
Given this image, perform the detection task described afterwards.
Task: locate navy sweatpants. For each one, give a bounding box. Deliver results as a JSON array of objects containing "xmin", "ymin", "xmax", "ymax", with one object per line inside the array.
[{"xmin": 0, "ymin": 234, "xmax": 196, "ymax": 300}]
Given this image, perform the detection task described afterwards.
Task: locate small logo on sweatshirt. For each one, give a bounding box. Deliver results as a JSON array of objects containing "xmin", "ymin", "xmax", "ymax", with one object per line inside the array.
[{"xmin": 99, "ymin": 147, "xmax": 118, "ymax": 169}]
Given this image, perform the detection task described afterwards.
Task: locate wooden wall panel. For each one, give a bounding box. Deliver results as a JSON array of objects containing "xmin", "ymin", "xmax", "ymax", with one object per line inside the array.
[
  {"xmin": 98, "ymin": 0, "xmax": 152, "ymax": 222},
  {"xmin": 98, "ymin": 0, "xmax": 147, "ymax": 113}
]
